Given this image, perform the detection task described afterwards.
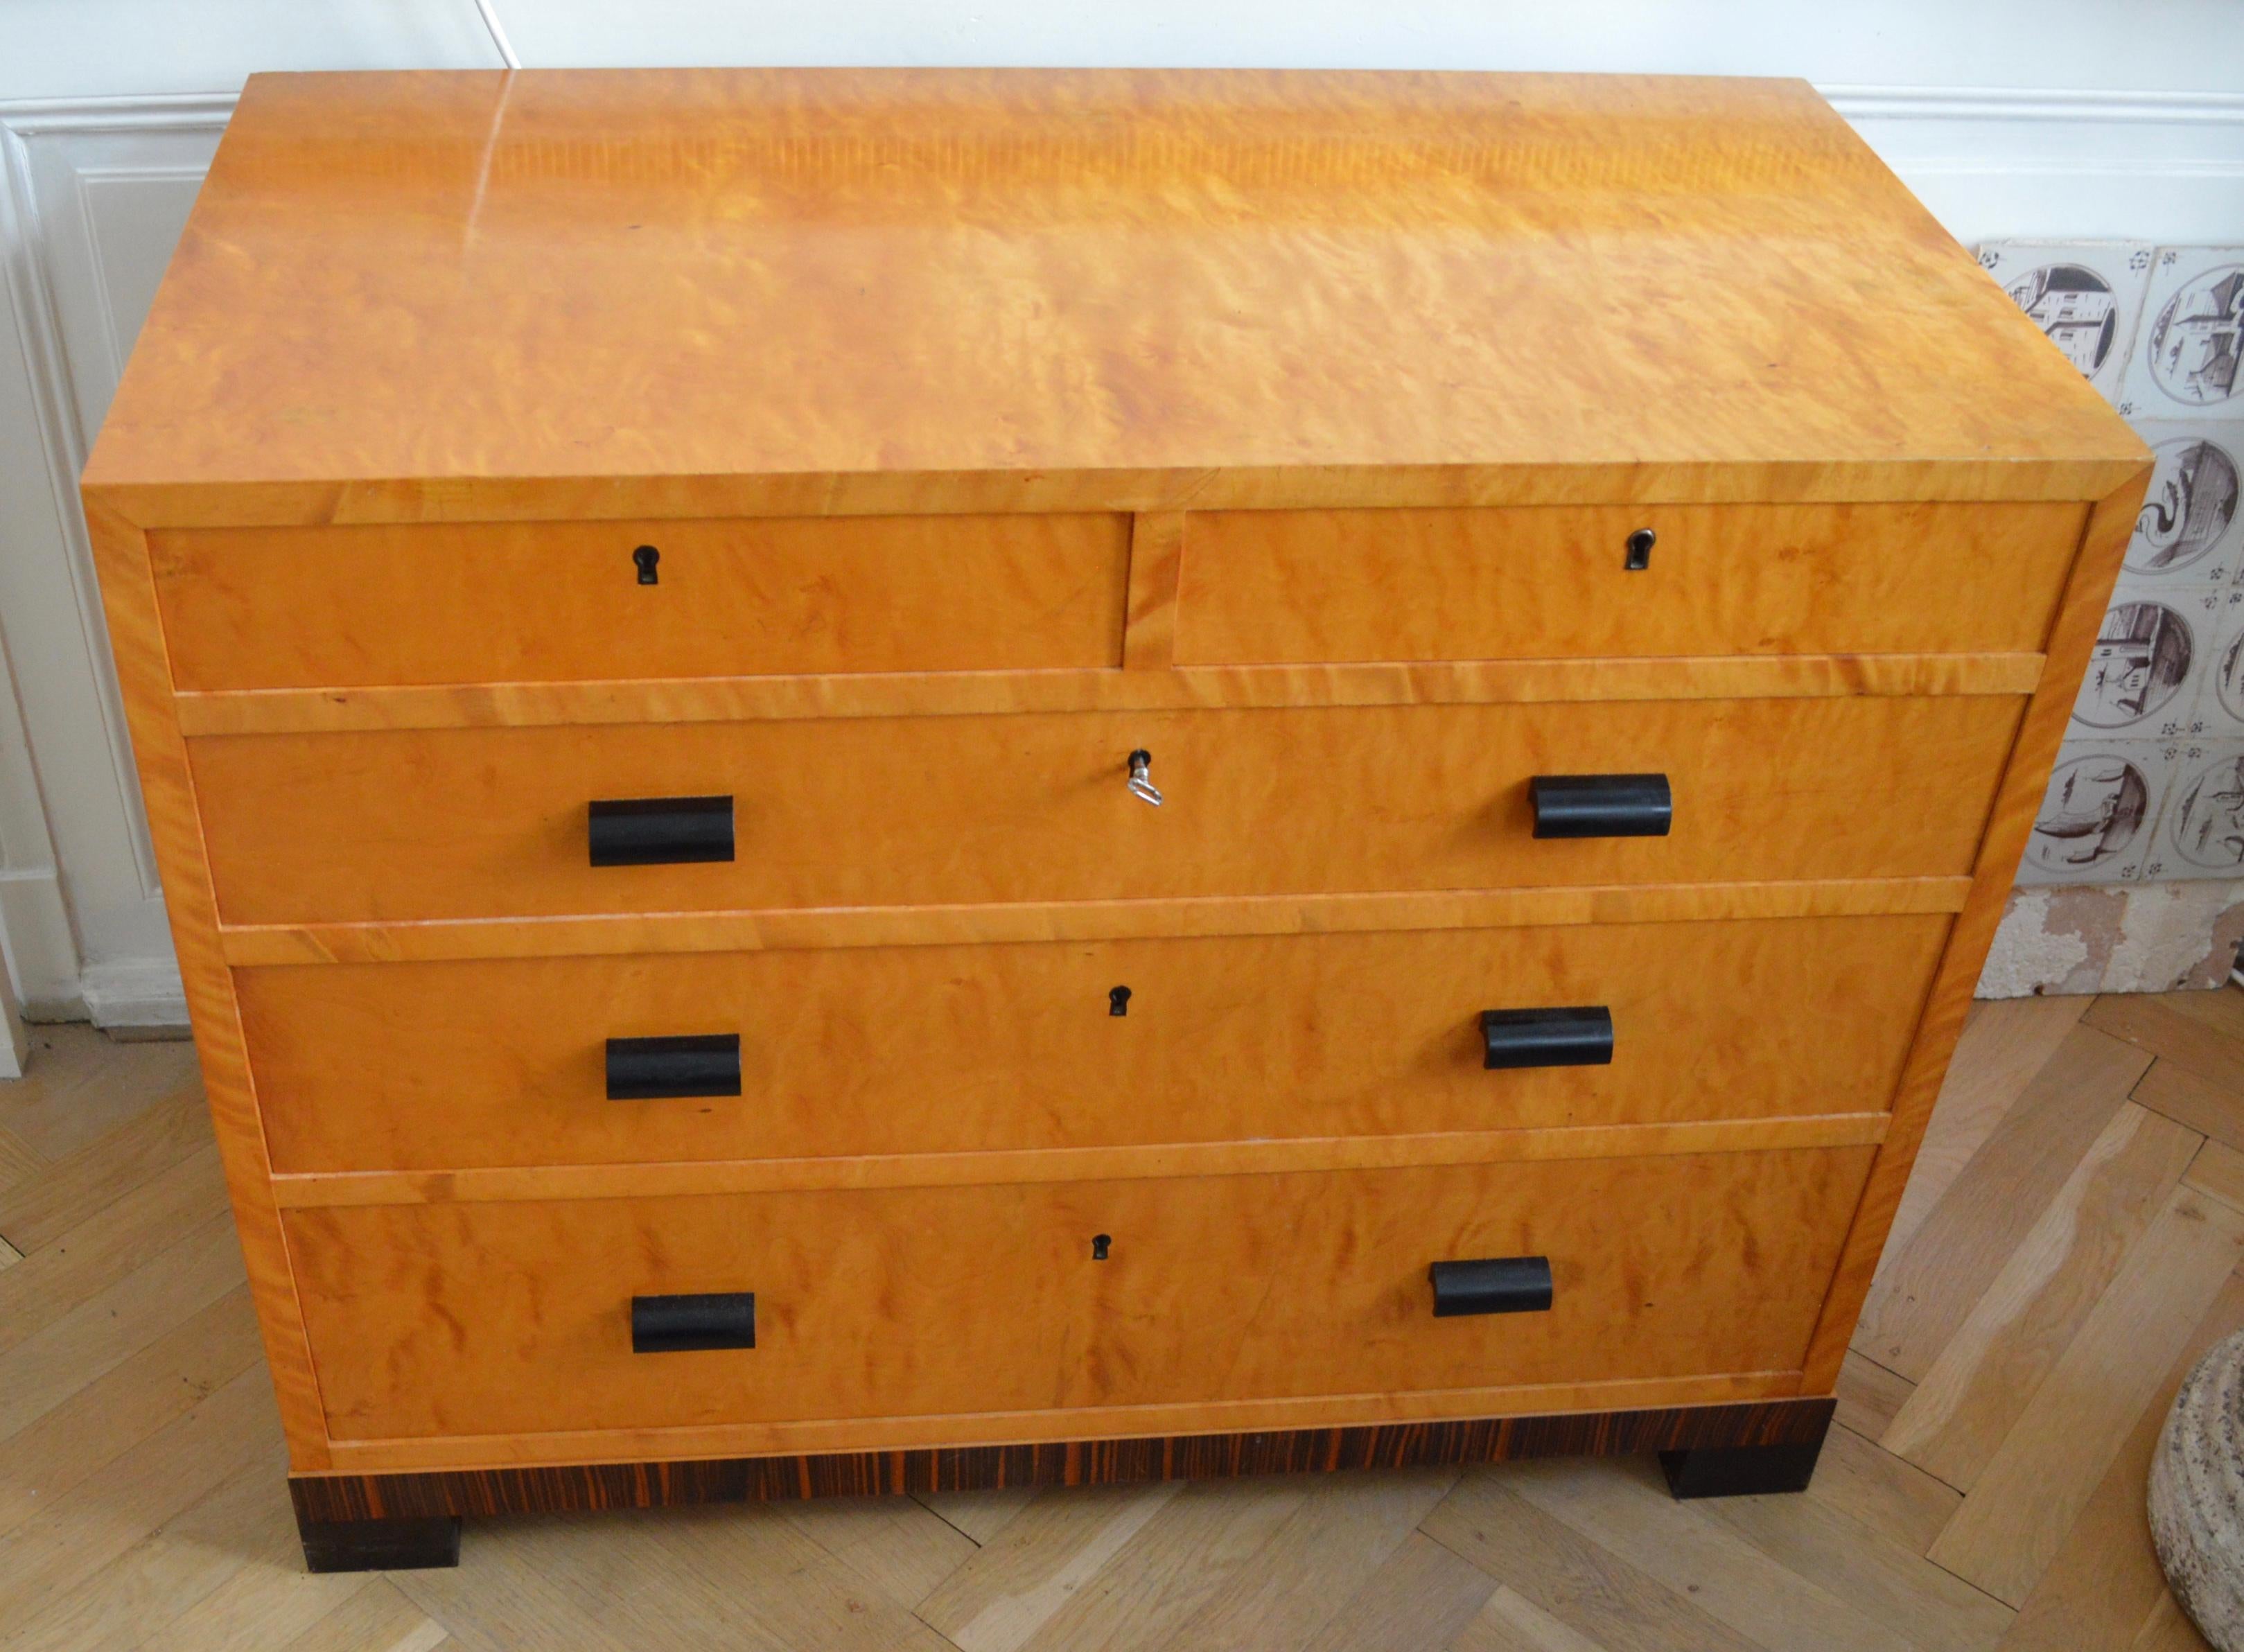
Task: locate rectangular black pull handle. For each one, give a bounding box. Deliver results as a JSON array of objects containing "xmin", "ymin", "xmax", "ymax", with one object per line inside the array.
[
  {"xmin": 588, "ymin": 795, "xmax": 735, "ymax": 866},
  {"xmin": 1530, "ymin": 773, "xmax": 1672, "ymax": 838},
  {"xmin": 1430, "ymin": 1256, "xmax": 1553, "ymax": 1318},
  {"xmin": 631, "ymin": 1292, "xmax": 755, "ymax": 1353},
  {"xmin": 606, "ymin": 1034, "xmax": 742, "ymax": 1100},
  {"xmin": 1481, "ymin": 1006, "xmax": 1614, "ymax": 1070}
]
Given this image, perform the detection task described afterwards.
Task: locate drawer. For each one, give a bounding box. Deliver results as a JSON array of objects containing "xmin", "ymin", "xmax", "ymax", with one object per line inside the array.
[
  {"xmin": 243, "ymin": 914, "xmax": 1947, "ymax": 1172},
  {"xmin": 148, "ymin": 513, "xmax": 1130, "ymax": 690},
  {"xmin": 192, "ymin": 696, "xmax": 2019, "ymax": 924},
  {"xmin": 1173, "ymin": 502, "xmax": 2084, "ymax": 665},
  {"xmin": 286, "ymin": 1148, "xmax": 1873, "ymax": 1439}
]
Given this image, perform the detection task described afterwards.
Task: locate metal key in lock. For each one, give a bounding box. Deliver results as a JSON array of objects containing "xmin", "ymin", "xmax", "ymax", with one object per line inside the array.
[{"xmin": 1125, "ymin": 749, "xmax": 1164, "ymax": 807}]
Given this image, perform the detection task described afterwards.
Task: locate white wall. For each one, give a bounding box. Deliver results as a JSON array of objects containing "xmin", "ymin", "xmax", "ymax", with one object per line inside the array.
[{"xmin": 1, "ymin": 2, "xmax": 2241, "ymax": 1026}]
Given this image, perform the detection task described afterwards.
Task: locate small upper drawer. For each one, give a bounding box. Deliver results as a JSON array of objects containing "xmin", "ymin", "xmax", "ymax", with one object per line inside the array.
[
  {"xmin": 1173, "ymin": 502, "xmax": 2085, "ymax": 665},
  {"xmin": 148, "ymin": 513, "xmax": 1130, "ymax": 690}
]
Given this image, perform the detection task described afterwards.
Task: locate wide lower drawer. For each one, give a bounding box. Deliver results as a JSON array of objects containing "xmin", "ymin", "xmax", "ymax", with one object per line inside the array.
[
  {"xmin": 286, "ymin": 1148, "xmax": 1873, "ymax": 1440},
  {"xmin": 241, "ymin": 913, "xmax": 1947, "ymax": 1172},
  {"xmin": 149, "ymin": 513, "xmax": 1132, "ymax": 689},
  {"xmin": 1173, "ymin": 502, "xmax": 2083, "ymax": 665},
  {"xmin": 192, "ymin": 696, "xmax": 2019, "ymax": 924}
]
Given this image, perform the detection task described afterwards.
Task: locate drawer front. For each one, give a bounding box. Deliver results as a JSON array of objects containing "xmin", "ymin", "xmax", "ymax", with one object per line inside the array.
[
  {"xmin": 287, "ymin": 1148, "xmax": 1873, "ymax": 1439},
  {"xmin": 192, "ymin": 696, "xmax": 2019, "ymax": 924},
  {"xmin": 1174, "ymin": 502, "xmax": 2083, "ymax": 665},
  {"xmin": 243, "ymin": 915, "xmax": 1947, "ymax": 1172},
  {"xmin": 149, "ymin": 513, "xmax": 1130, "ymax": 690}
]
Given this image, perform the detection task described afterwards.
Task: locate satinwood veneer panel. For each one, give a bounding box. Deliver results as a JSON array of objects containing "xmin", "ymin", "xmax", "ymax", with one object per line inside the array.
[
  {"xmin": 239, "ymin": 913, "xmax": 1947, "ymax": 1173},
  {"xmin": 284, "ymin": 1148, "xmax": 1870, "ymax": 1441},
  {"xmin": 152, "ymin": 513, "xmax": 1130, "ymax": 690},
  {"xmin": 190, "ymin": 696, "xmax": 2021, "ymax": 925},
  {"xmin": 82, "ymin": 72, "xmax": 2139, "ymax": 518},
  {"xmin": 1175, "ymin": 502, "xmax": 2084, "ymax": 665}
]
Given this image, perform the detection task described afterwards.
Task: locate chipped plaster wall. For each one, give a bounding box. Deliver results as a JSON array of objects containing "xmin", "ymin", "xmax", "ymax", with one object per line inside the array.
[{"xmin": 1980, "ymin": 881, "xmax": 2244, "ymax": 998}]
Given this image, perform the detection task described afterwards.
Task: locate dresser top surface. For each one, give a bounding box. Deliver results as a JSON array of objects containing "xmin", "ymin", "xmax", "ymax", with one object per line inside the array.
[{"xmin": 86, "ymin": 69, "xmax": 2144, "ymax": 517}]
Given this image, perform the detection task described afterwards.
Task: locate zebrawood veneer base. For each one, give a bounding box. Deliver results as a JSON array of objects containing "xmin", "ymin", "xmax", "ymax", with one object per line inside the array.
[{"xmin": 288, "ymin": 1396, "xmax": 1837, "ymax": 1569}]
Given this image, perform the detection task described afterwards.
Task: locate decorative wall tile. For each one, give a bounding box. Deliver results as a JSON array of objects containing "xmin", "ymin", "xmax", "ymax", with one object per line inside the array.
[
  {"xmin": 1978, "ymin": 240, "xmax": 2152, "ymax": 403},
  {"xmin": 2157, "ymin": 739, "xmax": 2244, "ymax": 880},
  {"xmin": 2018, "ymin": 738, "xmax": 2173, "ymax": 885},
  {"xmin": 2069, "ymin": 585, "xmax": 2223, "ymax": 736},
  {"xmin": 2189, "ymin": 592, "xmax": 2244, "ymax": 737},
  {"xmin": 2118, "ymin": 422, "xmax": 2244, "ymax": 589},
  {"xmin": 2119, "ymin": 246, "xmax": 2244, "ymax": 420}
]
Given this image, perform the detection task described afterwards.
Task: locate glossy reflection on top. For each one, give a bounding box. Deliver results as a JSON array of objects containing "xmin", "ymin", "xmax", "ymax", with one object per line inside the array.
[{"xmin": 87, "ymin": 69, "xmax": 2141, "ymax": 498}]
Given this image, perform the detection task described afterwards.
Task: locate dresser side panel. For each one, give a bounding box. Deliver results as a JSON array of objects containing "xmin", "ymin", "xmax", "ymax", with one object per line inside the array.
[
  {"xmin": 79, "ymin": 490, "xmax": 333, "ymax": 1467},
  {"xmin": 1798, "ymin": 468, "xmax": 2153, "ymax": 1391}
]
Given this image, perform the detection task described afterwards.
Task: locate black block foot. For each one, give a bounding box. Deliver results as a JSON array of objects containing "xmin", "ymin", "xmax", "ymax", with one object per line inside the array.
[
  {"xmin": 298, "ymin": 1513, "xmax": 462, "ymax": 1572},
  {"xmin": 1660, "ymin": 1433, "xmax": 1826, "ymax": 1499}
]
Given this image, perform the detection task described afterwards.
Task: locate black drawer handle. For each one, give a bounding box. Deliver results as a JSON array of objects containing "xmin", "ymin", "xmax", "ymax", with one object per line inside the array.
[
  {"xmin": 1529, "ymin": 773, "xmax": 1672, "ymax": 839},
  {"xmin": 606, "ymin": 1034, "xmax": 742, "ymax": 1100},
  {"xmin": 1430, "ymin": 1256, "xmax": 1554, "ymax": 1318},
  {"xmin": 1481, "ymin": 1006, "xmax": 1614, "ymax": 1070},
  {"xmin": 631, "ymin": 1292, "xmax": 755, "ymax": 1353},
  {"xmin": 588, "ymin": 796, "xmax": 735, "ymax": 866}
]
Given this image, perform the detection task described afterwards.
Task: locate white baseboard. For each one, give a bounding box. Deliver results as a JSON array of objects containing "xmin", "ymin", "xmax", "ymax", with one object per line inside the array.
[{"xmin": 75, "ymin": 956, "xmax": 187, "ymax": 1030}]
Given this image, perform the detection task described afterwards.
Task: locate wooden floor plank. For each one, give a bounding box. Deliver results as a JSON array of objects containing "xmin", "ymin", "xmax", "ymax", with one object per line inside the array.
[
  {"xmin": 1806, "ymin": 1424, "xmax": 1962, "ymax": 1556},
  {"xmin": 275, "ymin": 1578, "xmax": 452, "ymax": 1652},
  {"xmin": 0, "ymin": 1213, "xmax": 245, "ymax": 1447},
  {"xmin": 916, "ymin": 1482, "xmax": 1187, "ymax": 1652},
  {"xmin": 1884, "ymin": 994, "xmax": 2090, "ymax": 1260},
  {"xmin": 0, "ymin": 1143, "xmax": 228, "ymax": 1362},
  {"xmin": 0, "ymin": 1283, "xmax": 263, "ymax": 1540},
  {"xmin": 1300, "ymin": 1529, "xmax": 1499, "ymax": 1652},
  {"xmin": 1156, "ymin": 1468, "xmax": 1457, "ymax": 1651},
  {"xmin": 2142, "ymin": 1061, "xmax": 2244, "ymax": 1161},
  {"xmin": 777, "ymin": 1494, "xmax": 981, "ymax": 1610},
  {"xmin": 1884, "ymin": 1101, "xmax": 2202, "ymax": 1488},
  {"xmin": 1450, "ymin": 1585, "xmax": 1613, "ymax": 1652},
  {"xmin": 1854, "ymin": 1022, "xmax": 2148, "ymax": 1381},
  {"xmin": 2089, "ymin": 993, "xmax": 2244, "ymax": 1104},
  {"xmin": 1833, "ymin": 1351, "xmax": 1914, "ymax": 1441},
  {"xmin": 0, "ymin": 1025, "xmax": 200, "ymax": 1164},
  {"xmin": 914, "ymin": 1486, "xmax": 1037, "ymax": 1547},
  {"xmin": 1420, "ymin": 1470, "xmax": 1764, "ymax": 1652},
  {"xmin": 1931, "ymin": 1185, "xmax": 2244, "ymax": 1605},
  {"xmin": 1995, "ymin": 1267, "xmax": 2244, "ymax": 1651},
  {"xmin": 0, "ymin": 1080, "xmax": 211, "ymax": 1254},
  {"xmin": 137, "ymin": 1504, "xmax": 371, "ymax": 1652}
]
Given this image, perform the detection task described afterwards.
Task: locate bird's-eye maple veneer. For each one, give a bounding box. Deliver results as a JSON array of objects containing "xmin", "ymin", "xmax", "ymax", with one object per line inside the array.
[{"xmin": 82, "ymin": 67, "xmax": 2150, "ymax": 1572}]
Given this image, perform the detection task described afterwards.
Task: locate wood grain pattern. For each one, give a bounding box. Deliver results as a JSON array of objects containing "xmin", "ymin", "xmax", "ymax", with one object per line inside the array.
[
  {"xmin": 189, "ymin": 696, "xmax": 2022, "ymax": 926},
  {"xmin": 173, "ymin": 651, "xmax": 2047, "ymax": 738},
  {"xmin": 266, "ymin": 1114, "xmax": 1891, "ymax": 1211},
  {"xmin": 214, "ymin": 876, "xmax": 1977, "ymax": 967},
  {"xmin": 1796, "ymin": 471, "xmax": 2148, "ymax": 1393},
  {"xmin": 288, "ymin": 1398, "xmax": 1837, "ymax": 1524},
  {"xmin": 1176, "ymin": 502, "xmax": 2085, "ymax": 664},
  {"xmin": 1121, "ymin": 512, "xmax": 1184, "ymax": 669},
  {"xmin": 81, "ymin": 72, "xmax": 2142, "ymax": 523},
  {"xmin": 283, "ymin": 1150, "xmax": 1869, "ymax": 1443},
  {"xmin": 238, "ymin": 914, "xmax": 1944, "ymax": 1174},
  {"xmin": 77, "ymin": 498, "xmax": 332, "ymax": 1470},
  {"xmin": 152, "ymin": 514, "xmax": 1130, "ymax": 690}
]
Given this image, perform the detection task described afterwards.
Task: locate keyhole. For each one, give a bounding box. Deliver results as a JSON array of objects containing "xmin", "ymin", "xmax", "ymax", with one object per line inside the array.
[
  {"xmin": 1624, "ymin": 528, "xmax": 1655, "ymax": 571},
  {"xmin": 1109, "ymin": 985, "xmax": 1131, "ymax": 1017},
  {"xmin": 1091, "ymin": 1234, "xmax": 1112, "ymax": 1260},
  {"xmin": 633, "ymin": 545, "xmax": 660, "ymax": 585}
]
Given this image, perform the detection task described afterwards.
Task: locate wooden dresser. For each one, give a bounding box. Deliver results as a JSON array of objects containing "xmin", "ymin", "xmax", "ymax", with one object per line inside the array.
[{"xmin": 82, "ymin": 68, "xmax": 2148, "ymax": 1572}]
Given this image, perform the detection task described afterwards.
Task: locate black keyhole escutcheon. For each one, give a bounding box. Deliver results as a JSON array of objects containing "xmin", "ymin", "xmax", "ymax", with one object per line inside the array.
[
  {"xmin": 1624, "ymin": 528, "xmax": 1655, "ymax": 571},
  {"xmin": 1092, "ymin": 1234, "xmax": 1112, "ymax": 1260},
  {"xmin": 1109, "ymin": 985, "xmax": 1131, "ymax": 1017},
  {"xmin": 633, "ymin": 545, "xmax": 660, "ymax": 585}
]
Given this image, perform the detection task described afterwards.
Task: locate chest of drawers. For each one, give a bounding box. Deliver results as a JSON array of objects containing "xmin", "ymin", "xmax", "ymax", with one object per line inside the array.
[{"xmin": 82, "ymin": 67, "xmax": 2149, "ymax": 1572}]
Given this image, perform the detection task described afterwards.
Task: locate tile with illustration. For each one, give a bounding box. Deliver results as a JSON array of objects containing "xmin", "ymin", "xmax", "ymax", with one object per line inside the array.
[
  {"xmin": 2069, "ymin": 583, "xmax": 2230, "ymax": 738},
  {"xmin": 2119, "ymin": 247, "xmax": 2244, "ymax": 421},
  {"xmin": 2153, "ymin": 738, "xmax": 2244, "ymax": 881},
  {"xmin": 2115, "ymin": 421, "xmax": 2244, "ymax": 590},
  {"xmin": 1979, "ymin": 240, "xmax": 2152, "ymax": 404},
  {"xmin": 2019, "ymin": 737, "xmax": 2175, "ymax": 886}
]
